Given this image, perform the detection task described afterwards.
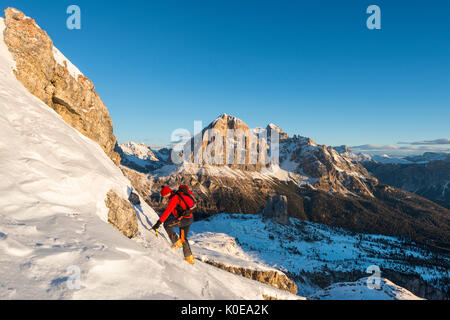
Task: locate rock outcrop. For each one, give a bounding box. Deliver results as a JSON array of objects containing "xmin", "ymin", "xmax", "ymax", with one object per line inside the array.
[
  {"xmin": 262, "ymin": 195, "xmax": 290, "ymax": 225},
  {"xmin": 267, "ymin": 123, "xmax": 289, "ymax": 141},
  {"xmin": 105, "ymin": 190, "xmax": 138, "ymax": 238},
  {"xmin": 3, "ymin": 8, "xmax": 120, "ymax": 165},
  {"xmin": 199, "ymin": 258, "xmax": 298, "ymax": 295}
]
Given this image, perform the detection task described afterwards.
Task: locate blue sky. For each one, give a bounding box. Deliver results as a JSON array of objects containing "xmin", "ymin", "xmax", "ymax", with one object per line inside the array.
[{"xmin": 3, "ymin": 0, "xmax": 450, "ymax": 153}]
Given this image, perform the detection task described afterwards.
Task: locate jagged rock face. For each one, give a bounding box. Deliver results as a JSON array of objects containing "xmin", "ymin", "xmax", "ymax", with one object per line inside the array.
[
  {"xmin": 199, "ymin": 259, "xmax": 298, "ymax": 295},
  {"xmin": 262, "ymin": 195, "xmax": 290, "ymax": 225},
  {"xmin": 105, "ymin": 190, "xmax": 138, "ymax": 238},
  {"xmin": 266, "ymin": 123, "xmax": 289, "ymax": 141},
  {"xmin": 183, "ymin": 114, "xmax": 270, "ymax": 171},
  {"xmin": 116, "ymin": 143, "xmax": 171, "ymax": 173},
  {"xmin": 3, "ymin": 8, "xmax": 120, "ymax": 165},
  {"xmin": 280, "ymin": 136, "xmax": 378, "ymax": 197},
  {"xmin": 124, "ymin": 167, "xmax": 297, "ymax": 217}
]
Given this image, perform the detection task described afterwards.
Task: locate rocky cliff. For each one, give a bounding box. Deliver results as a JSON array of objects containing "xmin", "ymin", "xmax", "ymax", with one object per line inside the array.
[
  {"xmin": 182, "ymin": 113, "xmax": 270, "ymax": 171},
  {"xmin": 199, "ymin": 258, "xmax": 298, "ymax": 295},
  {"xmin": 3, "ymin": 8, "xmax": 120, "ymax": 165}
]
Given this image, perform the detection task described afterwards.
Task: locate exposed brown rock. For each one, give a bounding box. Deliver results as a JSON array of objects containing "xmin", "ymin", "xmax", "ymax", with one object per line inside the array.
[
  {"xmin": 3, "ymin": 7, "xmax": 120, "ymax": 165},
  {"xmin": 200, "ymin": 258, "xmax": 298, "ymax": 295},
  {"xmin": 120, "ymin": 166, "xmax": 154, "ymax": 201},
  {"xmin": 183, "ymin": 114, "xmax": 270, "ymax": 171},
  {"xmin": 280, "ymin": 136, "xmax": 378, "ymax": 197},
  {"xmin": 105, "ymin": 190, "xmax": 138, "ymax": 238}
]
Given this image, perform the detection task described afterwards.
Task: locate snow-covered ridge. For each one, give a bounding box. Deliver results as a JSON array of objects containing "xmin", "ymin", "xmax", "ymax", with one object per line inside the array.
[
  {"xmin": 52, "ymin": 46, "xmax": 84, "ymax": 80},
  {"xmin": 191, "ymin": 232, "xmax": 283, "ymax": 274},
  {"xmin": 119, "ymin": 142, "xmax": 159, "ymax": 161}
]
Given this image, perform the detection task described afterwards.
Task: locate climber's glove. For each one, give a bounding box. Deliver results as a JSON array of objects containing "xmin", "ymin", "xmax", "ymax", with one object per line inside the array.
[{"xmin": 152, "ymin": 220, "xmax": 162, "ymax": 231}]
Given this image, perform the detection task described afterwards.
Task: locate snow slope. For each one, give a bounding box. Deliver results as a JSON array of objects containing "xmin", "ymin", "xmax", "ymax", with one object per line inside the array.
[
  {"xmin": 311, "ymin": 278, "xmax": 423, "ymax": 300},
  {"xmin": 190, "ymin": 214, "xmax": 448, "ymax": 299},
  {"xmin": 0, "ymin": 18, "xmax": 300, "ymax": 300}
]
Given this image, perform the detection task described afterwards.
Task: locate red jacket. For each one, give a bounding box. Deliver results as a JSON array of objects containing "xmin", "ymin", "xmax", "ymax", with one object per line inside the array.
[{"xmin": 159, "ymin": 192, "xmax": 195, "ymax": 223}]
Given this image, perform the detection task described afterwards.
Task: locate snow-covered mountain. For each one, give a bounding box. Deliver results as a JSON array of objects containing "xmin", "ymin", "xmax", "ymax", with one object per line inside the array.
[
  {"xmin": 0, "ymin": 10, "xmax": 304, "ymax": 300},
  {"xmin": 3, "ymin": 7, "xmax": 447, "ymax": 301},
  {"xmin": 334, "ymin": 147, "xmax": 450, "ymax": 208},
  {"xmin": 190, "ymin": 214, "xmax": 446, "ymax": 299},
  {"xmin": 119, "ymin": 142, "xmax": 160, "ymax": 161},
  {"xmin": 124, "ymin": 114, "xmax": 450, "ymax": 250},
  {"xmin": 334, "ymin": 146, "xmax": 450, "ymax": 165},
  {"xmin": 334, "ymin": 146, "xmax": 410, "ymax": 164},
  {"xmin": 116, "ymin": 142, "xmax": 172, "ymax": 173},
  {"xmin": 404, "ymin": 152, "xmax": 450, "ymax": 164},
  {"xmin": 363, "ymin": 160, "xmax": 450, "ymax": 210}
]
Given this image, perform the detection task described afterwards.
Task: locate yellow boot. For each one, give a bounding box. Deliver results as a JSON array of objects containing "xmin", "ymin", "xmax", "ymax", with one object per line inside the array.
[
  {"xmin": 185, "ymin": 255, "xmax": 195, "ymax": 264},
  {"xmin": 172, "ymin": 239, "xmax": 184, "ymax": 249}
]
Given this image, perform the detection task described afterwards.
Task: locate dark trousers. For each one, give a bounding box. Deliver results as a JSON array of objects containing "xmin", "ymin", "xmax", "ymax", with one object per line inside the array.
[{"xmin": 164, "ymin": 216, "xmax": 193, "ymax": 258}]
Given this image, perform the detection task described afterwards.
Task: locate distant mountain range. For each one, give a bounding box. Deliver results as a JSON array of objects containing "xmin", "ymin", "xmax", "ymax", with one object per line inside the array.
[
  {"xmin": 332, "ymin": 147, "xmax": 450, "ymax": 209},
  {"xmin": 118, "ymin": 115, "xmax": 450, "ymax": 254},
  {"xmin": 334, "ymin": 146, "xmax": 450, "ymax": 164}
]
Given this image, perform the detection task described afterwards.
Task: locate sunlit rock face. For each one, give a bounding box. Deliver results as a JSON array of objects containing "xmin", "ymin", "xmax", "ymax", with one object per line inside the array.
[{"xmin": 3, "ymin": 7, "xmax": 120, "ymax": 165}]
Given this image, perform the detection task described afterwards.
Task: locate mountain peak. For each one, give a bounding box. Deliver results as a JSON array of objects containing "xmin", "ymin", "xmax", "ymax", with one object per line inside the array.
[
  {"xmin": 208, "ymin": 113, "xmax": 249, "ymax": 131},
  {"xmin": 266, "ymin": 123, "xmax": 289, "ymax": 140}
]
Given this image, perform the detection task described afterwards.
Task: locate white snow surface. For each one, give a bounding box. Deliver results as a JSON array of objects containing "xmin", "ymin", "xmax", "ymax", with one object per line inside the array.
[
  {"xmin": 191, "ymin": 214, "xmax": 448, "ymax": 299},
  {"xmin": 191, "ymin": 232, "xmax": 284, "ymax": 274},
  {"xmin": 311, "ymin": 278, "xmax": 423, "ymax": 300},
  {"xmin": 0, "ymin": 20, "xmax": 301, "ymax": 300}
]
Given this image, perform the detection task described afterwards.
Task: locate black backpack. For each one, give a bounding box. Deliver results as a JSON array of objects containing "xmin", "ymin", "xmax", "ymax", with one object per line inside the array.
[{"xmin": 172, "ymin": 186, "xmax": 197, "ymax": 217}]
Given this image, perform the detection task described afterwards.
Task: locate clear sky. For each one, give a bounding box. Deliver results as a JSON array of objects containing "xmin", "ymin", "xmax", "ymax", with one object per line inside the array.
[{"xmin": 3, "ymin": 0, "xmax": 450, "ymax": 154}]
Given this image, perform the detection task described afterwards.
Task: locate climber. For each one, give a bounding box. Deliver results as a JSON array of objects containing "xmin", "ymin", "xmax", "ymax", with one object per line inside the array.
[{"xmin": 152, "ymin": 185, "xmax": 197, "ymax": 264}]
